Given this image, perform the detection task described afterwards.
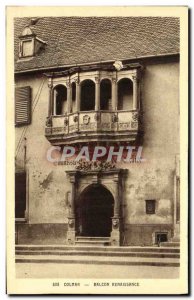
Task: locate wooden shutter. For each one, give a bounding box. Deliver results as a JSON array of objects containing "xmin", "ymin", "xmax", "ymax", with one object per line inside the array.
[{"xmin": 15, "ymin": 86, "xmax": 31, "ymax": 126}]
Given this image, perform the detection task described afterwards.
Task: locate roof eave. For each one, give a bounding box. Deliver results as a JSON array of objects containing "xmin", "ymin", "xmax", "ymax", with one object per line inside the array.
[{"xmin": 14, "ymin": 52, "xmax": 180, "ymax": 75}]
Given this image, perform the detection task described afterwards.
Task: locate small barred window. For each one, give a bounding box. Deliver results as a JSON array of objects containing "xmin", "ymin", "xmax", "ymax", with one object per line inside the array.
[{"xmin": 145, "ymin": 199, "xmax": 156, "ymax": 214}]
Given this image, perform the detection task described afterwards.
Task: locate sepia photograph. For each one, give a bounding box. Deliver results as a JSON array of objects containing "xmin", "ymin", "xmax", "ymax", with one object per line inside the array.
[{"xmin": 6, "ymin": 6, "xmax": 188, "ymax": 295}]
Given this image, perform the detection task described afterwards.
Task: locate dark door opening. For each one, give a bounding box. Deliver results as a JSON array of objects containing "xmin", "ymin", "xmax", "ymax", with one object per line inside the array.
[
  {"xmin": 76, "ymin": 184, "xmax": 114, "ymax": 237},
  {"xmin": 15, "ymin": 171, "xmax": 26, "ymax": 219}
]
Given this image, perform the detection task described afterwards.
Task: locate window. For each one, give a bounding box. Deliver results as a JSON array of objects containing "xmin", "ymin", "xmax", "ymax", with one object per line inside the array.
[
  {"xmin": 22, "ymin": 40, "xmax": 34, "ymax": 57},
  {"xmin": 155, "ymin": 232, "xmax": 168, "ymax": 244},
  {"xmin": 19, "ymin": 27, "xmax": 34, "ymax": 58},
  {"xmin": 19, "ymin": 26, "xmax": 46, "ymax": 59},
  {"xmin": 145, "ymin": 199, "xmax": 156, "ymax": 214},
  {"xmin": 53, "ymin": 85, "xmax": 67, "ymax": 115},
  {"xmin": 15, "ymin": 86, "xmax": 31, "ymax": 126},
  {"xmin": 15, "ymin": 172, "xmax": 26, "ymax": 220}
]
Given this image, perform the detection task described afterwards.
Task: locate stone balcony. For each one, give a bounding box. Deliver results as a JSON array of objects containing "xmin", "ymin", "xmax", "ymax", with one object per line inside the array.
[
  {"xmin": 45, "ymin": 109, "xmax": 142, "ymax": 145},
  {"xmin": 44, "ymin": 63, "xmax": 143, "ymax": 145}
]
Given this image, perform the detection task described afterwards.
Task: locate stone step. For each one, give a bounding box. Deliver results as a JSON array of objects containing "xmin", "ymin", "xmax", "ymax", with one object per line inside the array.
[
  {"xmin": 75, "ymin": 237, "xmax": 110, "ymax": 246},
  {"xmin": 76, "ymin": 236, "xmax": 110, "ymax": 241},
  {"xmin": 160, "ymin": 242, "xmax": 180, "ymax": 247},
  {"xmin": 75, "ymin": 236, "xmax": 110, "ymax": 245},
  {"xmin": 75, "ymin": 240, "xmax": 110, "ymax": 246},
  {"xmin": 15, "ymin": 254, "xmax": 180, "ymax": 267},
  {"xmin": 15, "ymin": 249, "xmax": 180, "ymax": 259},
  {"xmin": 15, "ymin": 245, "xmax": 180, "ymax": 253}
]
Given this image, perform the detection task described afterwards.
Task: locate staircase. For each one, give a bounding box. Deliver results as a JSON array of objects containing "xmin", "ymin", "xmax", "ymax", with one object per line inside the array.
[
  {"xmin": 15, "ymin": 244, "xmax": 180, "ymax": 267},
  {"xmin": 75, "ymin": 236, "xmax": 110, "ymax": 246}
]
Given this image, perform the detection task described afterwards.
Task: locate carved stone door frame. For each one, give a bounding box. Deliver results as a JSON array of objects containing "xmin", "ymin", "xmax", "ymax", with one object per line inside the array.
[{"xmin": 66, "ymin": 168, "xmax": 126, "ymax": 246}]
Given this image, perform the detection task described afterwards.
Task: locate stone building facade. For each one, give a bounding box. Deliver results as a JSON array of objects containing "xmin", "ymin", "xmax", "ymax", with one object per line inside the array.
[{"xmin": 14, "ymin": 17, "xmax": 180, "ymax": 246}]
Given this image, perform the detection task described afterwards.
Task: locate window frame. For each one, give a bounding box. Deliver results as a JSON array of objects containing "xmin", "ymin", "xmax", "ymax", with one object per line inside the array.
[
  {"xmin": 19, "ymin": 36, "xmax": 35, "ymax": 58},
  {"xmin": 21, "ymin": 39, "xmax": 34, "ymax": 57},
  {"xmin": 145, "ymin": 199, "xmax": 156, "ymax": 215}
]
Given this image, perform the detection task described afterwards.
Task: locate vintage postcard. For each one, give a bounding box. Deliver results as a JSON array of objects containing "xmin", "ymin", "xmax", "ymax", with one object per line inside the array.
[{"xmin": 6, "ymin": 6, "xmax": 188, "ymax": 295}]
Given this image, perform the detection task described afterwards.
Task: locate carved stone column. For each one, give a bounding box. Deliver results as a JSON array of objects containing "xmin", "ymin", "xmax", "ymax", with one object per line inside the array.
[
  {"xmin": 110, "ymin": 173, "xmax": 121, "ymax": 246},
  {"xmin": 132, "ymin": 75, "xmax": 138, "ymax": 110},
  {"xmin": 53, "ymin": 89, "xmax": 57, "ymax": 115},
  {"xmin": 66, "ymin": 171, "xmax": 77, "ymax": 245},
  {"xmin": 75, "ymin": 79, "xmax": 81, "ymax": 112},
  {"xmin": 112, "ymin": 78, "xmax": 118, "ymax": 110},
  {"xmin": 95, "ymin": 77, "xmax": 100, "ymax": 111},
  {"xmin": 47, "ymin": 78, "xmax": 53, "ymax": 117},
  {"xmin": 67, "ymin": 82, "xmax": 72, "ymax": 113}
]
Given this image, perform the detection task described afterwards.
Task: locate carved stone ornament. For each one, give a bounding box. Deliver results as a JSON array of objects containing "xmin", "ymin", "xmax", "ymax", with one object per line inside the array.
[
  {"xmin": 113, "ymin": 60, "xmax": 123, "ymax": 71},
  {"xmin": 75, "ymin": 160, "xmax": 116, "ymax": 171},
  {"xmin": 94, "ymin": 113, "xmax": 100, "ymax": 122},
  {"xmin": 95, "ymin": 77, "xmax": 100, "ymax": 84},
  {"xmin": 73, "ymin": 115, "xmax": 78, "ymax": 123},
  {"xmin": 132, "ymin": 112, "xmax": 139, "ymax": 122},
  {"xmin": 64, "ymin": 117, "xmax": 69, "ymax": 126},
  {"xmin": 83, "ymin": 115, "xmax": 90, "ymax": 125},
  {"xmin": 132, "ymin": 74, "xmax": 138, "ymax": 82},
  {"xmin": 112, "ymin": 78, "xmax": 117, "ymax": 84},
  {"xmin": 46, "ymin": 116, "xmax": 52, "ymax": 127},
  {"xmin": 112, "ymin": 218, "xmax": 119, "ymax": 229},
  {"xmin": 74, "ymin": 78, "xmax": 80, "ymax": 85},
  {"xmin": 112, "ymin": 113, "xmax": 118, "ymax": 123},
  {"xmin": 68, "ymin": 219, "xmax": 74, "ymax": 227},
  {"xmin": 66, "ymin": 81, "xmax": 71, "ymax": 88}
]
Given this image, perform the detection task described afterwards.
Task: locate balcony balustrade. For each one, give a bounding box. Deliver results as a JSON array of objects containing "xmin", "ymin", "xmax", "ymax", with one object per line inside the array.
[{"xmin": 45, "ymin": 109, "xmax": 141, "ymax": 145}]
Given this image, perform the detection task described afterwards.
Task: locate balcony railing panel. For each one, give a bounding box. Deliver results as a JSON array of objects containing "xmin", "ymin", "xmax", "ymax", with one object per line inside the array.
[
  {"xmin": 69, "ymin": 113, "xmax": 79, "ymax": 133},
  {"xmin": 45, "ymin": 110, "xmax": 141, "ymax": 144},
  {"xmin": 101, "ymin": 112, "xmax": 117, "ymax": 131},
  {"xmin": 79, "ymin": 112, "xmax": 97, "ymax": 132}
]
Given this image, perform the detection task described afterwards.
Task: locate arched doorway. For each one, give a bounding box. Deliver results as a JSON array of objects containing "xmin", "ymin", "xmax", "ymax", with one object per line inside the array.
[{"xmin": 76, "ymin": 184, "xmax": 114, "ymax": 237}]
